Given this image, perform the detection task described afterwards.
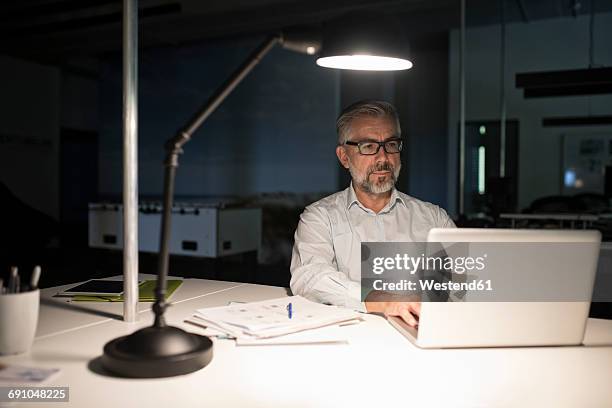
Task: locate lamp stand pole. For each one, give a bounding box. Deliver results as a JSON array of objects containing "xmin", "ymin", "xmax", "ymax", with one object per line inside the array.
[{"xmin": 122, "ymin": 0, "xmax": 139, "ymax": 324}]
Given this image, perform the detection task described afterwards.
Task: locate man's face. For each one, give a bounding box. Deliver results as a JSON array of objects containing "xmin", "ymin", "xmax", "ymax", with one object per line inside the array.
[{"xmin": 336, "ymin": 116, "xmax": 401, "ymax": 194}]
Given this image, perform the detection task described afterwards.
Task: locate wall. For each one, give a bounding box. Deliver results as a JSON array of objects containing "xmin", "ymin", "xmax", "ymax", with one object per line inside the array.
[
  {"xmin": 397, "ymin": 37, "xmax": 450, "ymax": 208},
  {"xmin": 448, "ymin": 12, "xmax": 612, "ymax": 215},
  {"xmin": 98, "ymin": 36, "xmax": 340, "ymax": 198},
  {"xmin": 61, "ymin": 67, "xmax": 99, "ymax": 131},
  {"xmin": 0, "ymin": 55, "xmax": 60, "ymax": 219}
]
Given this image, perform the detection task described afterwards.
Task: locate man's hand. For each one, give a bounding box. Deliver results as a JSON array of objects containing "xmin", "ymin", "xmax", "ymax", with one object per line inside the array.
[
  {"xmin": 364, "ymin": 291, "xmax": 421, "ymax": 327},
  {"xmin": 365, "ymin": 300, "xmax": 421, "ymax": 327}
]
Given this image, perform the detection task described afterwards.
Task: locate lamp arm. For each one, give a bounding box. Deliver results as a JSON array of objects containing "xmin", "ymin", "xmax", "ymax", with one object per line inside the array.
[{"xmin": 153, "ymin": 34, "xmax": 281, "ymax": 327}]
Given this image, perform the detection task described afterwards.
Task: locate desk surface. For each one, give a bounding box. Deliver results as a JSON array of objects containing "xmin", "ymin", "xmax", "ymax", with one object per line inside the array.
[{"xmin": 1, "ymin": 279, "xmax": 611, "ymax": 408}]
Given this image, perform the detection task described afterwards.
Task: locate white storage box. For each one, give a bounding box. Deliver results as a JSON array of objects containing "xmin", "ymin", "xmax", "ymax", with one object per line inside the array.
[{"xmin": 88, "ymin": 202, "xmax": 261, "ymax": 258}]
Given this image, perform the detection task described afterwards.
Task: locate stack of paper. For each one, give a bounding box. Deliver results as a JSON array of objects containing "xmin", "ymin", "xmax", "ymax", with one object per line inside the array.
[{"xmin": 187, "ymin": 295, "xmax": 361, "ymax": 344}]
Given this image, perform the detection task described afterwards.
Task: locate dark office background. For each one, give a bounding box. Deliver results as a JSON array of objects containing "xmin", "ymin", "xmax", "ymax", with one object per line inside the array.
[{"xmin": 0, "ymin": 0, "xmax": 611, "ymax": 316}]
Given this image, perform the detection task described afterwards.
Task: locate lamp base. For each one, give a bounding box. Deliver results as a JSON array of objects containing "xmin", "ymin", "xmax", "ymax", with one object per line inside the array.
[{"xmin": 101, "ymin": 325, "xmax": 213, "ymax": 378}]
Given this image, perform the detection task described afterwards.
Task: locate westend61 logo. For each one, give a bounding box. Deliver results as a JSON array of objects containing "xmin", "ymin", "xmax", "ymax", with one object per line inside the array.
[
  {"xmin": 363, "ymin": 243, "xmax": 493, "ymax": 297},
  {"xmin": 371, "ymin": 253, "xmax": 487, "ymax": 275}
]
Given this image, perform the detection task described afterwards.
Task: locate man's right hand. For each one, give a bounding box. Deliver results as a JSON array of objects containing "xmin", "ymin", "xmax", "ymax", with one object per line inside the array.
[{"xmin": 365, "ymin": 300, "xmax": 421, "ymax": 327}]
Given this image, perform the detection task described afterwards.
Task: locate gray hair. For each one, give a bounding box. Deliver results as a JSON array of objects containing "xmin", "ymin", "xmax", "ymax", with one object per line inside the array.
[{"xmin": 336, "ymin": 100, "xmax": 401, "ymax": 145}]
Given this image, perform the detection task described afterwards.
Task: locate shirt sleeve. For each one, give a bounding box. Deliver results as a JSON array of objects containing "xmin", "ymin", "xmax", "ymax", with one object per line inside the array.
[
  {"xmin": 290, "ymin": 205, "xmax": 366, "ymax": 312},
  {"xmin": 435, "ymin": 206, "xmax": 456, "ymax": 228}
]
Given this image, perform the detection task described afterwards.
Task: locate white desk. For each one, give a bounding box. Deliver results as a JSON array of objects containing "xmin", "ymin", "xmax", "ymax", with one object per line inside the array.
[{"xmin": 1, "ymin": 279, "xmax": 612, "ymax": 408}]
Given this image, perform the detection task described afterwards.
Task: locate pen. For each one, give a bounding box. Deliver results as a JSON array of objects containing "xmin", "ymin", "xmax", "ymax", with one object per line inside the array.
[
  {"xmin": 31, "ymin": 266, "xmax": 41, "ymax": 290},
  {"xmin": 286, "ymin": 302, "xmax": 292, "ymax": 319}
]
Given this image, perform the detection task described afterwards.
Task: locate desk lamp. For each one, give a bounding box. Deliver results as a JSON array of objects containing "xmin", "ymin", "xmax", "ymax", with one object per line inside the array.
[{"xmin": 102, "ymin": 23, "xmax": 412, "ymax": 378}]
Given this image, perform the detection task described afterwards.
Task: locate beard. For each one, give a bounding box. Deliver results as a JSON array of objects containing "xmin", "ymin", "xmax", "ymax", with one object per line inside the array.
[{"xmin": 348, "ymin": 159, "xmax": 401, "ymax": 194}]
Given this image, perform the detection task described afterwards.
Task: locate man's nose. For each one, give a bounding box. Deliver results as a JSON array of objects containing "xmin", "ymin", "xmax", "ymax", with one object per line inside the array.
[{"xmin": 375, "ymin": 143, "xmax": 390, "ymax": 160}]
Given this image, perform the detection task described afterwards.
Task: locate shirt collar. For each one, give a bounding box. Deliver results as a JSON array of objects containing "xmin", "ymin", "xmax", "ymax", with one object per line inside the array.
[{"xmin": 346, "ymin": 182, "xmax": 406, "ymax": 212}]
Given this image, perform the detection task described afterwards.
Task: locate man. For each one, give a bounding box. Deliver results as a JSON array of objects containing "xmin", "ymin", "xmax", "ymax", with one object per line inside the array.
[{"xmin": 290, "ymin": 100, "xmax": 455, "ymax": 327}]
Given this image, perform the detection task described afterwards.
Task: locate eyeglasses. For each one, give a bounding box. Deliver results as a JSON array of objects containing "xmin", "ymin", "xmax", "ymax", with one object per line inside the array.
[{"xmin": 344, "ymin": 138, "xmax": 403, "ymax": 155}]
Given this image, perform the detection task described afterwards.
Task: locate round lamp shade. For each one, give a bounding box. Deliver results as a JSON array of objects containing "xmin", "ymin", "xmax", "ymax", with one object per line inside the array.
[
  {"xmin": 316, "ymin": 55, "xmax": 412, "ymax": 71},
  {"xmin": 316, "ymin": 15, "xmax": 412, "ymax": 71}
]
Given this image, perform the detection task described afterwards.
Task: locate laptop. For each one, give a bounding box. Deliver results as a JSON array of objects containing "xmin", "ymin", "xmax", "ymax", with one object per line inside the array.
[{"xmin": 388, "ymin": 228, "xmax": 601, "ymax": 348}]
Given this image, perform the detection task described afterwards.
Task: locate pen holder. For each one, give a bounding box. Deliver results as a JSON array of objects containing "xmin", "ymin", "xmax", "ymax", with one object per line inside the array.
[{"xmin": 0, "ymin": 289, "xmax": 39, "ymax": 355}]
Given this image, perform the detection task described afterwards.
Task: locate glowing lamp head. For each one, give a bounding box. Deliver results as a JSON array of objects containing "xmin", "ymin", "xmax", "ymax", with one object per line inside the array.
[
  {"xmin": 316, "ymin": 54, "xmax": 413, "ymax": 71},
  {"xmin": 317, "ymin": 14, "xmax": 412, "ymax": 72}
]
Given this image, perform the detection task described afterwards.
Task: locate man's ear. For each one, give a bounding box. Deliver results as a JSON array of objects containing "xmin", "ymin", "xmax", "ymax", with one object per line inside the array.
[{"xmin": 336, "ymin": 145, "xmax": 350, "ymax": 169}]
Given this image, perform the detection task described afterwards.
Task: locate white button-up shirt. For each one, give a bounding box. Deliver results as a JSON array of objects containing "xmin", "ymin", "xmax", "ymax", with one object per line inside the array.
[{"xmin": 290, "ymin": 184, "xmax": 456, "ymax": 312}]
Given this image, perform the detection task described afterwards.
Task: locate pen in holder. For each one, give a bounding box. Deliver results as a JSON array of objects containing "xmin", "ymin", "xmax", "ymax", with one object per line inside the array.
[{"xmin": 0, "ymin": 289, "xmax": 40, "ymax": 355}]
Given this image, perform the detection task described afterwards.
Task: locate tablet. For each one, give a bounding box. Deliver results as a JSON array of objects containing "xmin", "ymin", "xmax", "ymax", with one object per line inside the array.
[{"xmin": 61, "ymin": 280, "xmax": 127, "ymax": 296}]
